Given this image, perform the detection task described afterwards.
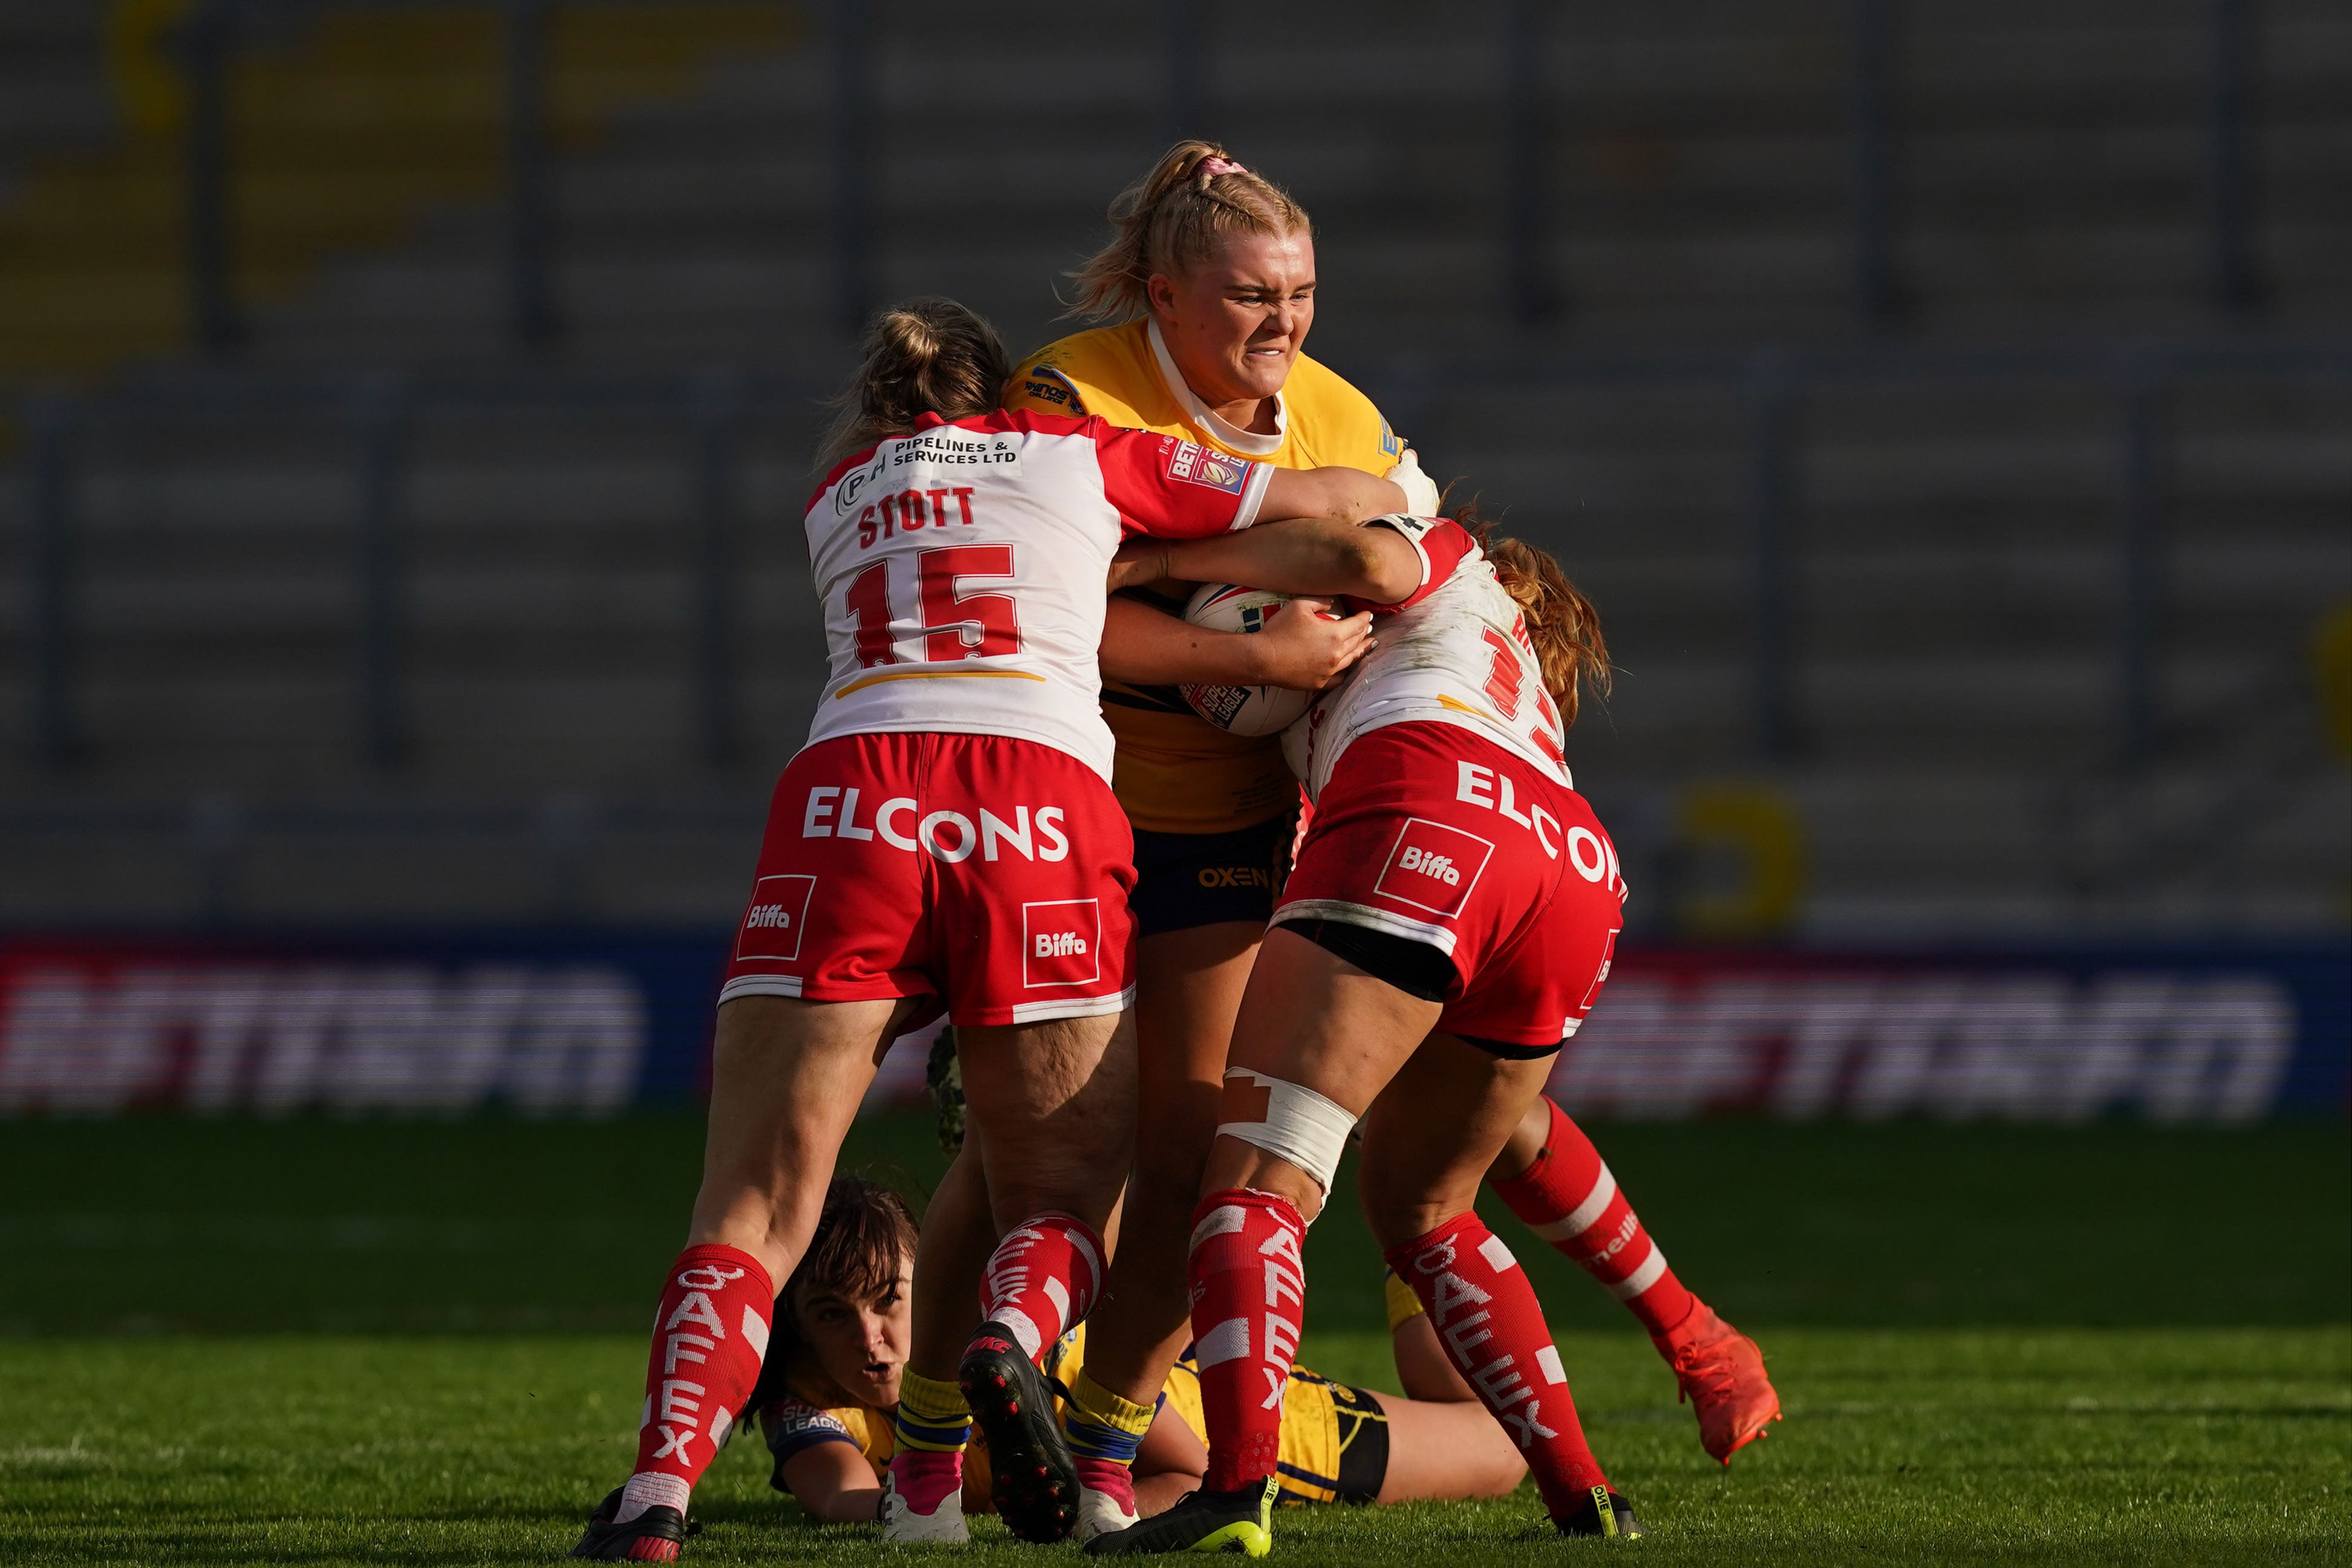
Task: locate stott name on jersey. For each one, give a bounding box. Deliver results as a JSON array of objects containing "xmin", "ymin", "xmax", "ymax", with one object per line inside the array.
[{"xmin": 830, "ymin": 431, "xmax": 1019, "ymax": 521}]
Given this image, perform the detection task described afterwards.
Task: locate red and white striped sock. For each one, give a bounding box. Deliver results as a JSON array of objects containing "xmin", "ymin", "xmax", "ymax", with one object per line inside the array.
[
  {"xmin": 1489, "ymin": 1096, "xmax": 1697, "ymax": 1339},
  {"xmin": 1385, "ymin": 1212, "xmax": 1608, "ymax": 1518},
  {"xmin": 979, "ymin": 1212, "xmax": 1104, "ymax": 1361},
  {"xmin": 616, "ymin": 1243, "xmax": 775, "ymax": 1523},
  {"xmin": 1187, "ymin": 1188, "xmax": 1308, "ymax": 1494}
]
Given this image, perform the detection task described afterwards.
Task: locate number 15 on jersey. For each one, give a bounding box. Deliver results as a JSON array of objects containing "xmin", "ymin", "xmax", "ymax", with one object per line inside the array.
[{"xmin": 844, "ymin": 546, "xmax": 1025, "ymax": 669}]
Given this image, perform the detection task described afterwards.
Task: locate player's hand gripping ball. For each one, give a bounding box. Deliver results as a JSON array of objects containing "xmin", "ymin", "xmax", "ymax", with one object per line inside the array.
[{"xmin": 1179, "ymin": 584, "xmax": 1319, "ymax": 737}]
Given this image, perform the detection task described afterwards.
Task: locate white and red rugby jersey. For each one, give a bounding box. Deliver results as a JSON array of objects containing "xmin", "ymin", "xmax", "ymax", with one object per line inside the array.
[
  {"xmin": 801, "ymin": 409, "xmax": 1272, "ymax": 779},
  {"xmin": 1283, "ymin": 515, "xmax": 1575, "ymax": 800}
]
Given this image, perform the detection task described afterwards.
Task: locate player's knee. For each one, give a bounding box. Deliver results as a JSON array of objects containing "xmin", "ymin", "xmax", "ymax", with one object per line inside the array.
[
  {"xmin": 1354, "ymin": 1176, "xmax": 1465, "ymax": 1255},
  {"xmin": 1211, "ymin": 1067, "xmax": 1354, "ymax": 1198},
  {"xmin": 1202, "ymin": 1132, "xmax": 1328, "ymax": 1225},
  {"xmin": 1471, "ymin": 1446, "xmax": 1528, "ymax": 1498},
  {"xmin": 1132, "ymin": 1123, "xmax": 1214, "ymax": 1202},
  {"xmin": 1487, "ymin": 1095, "xmax": 1554, "ymax": 1183},
  {"xmin": 983, "ymin": 1143, "xmax": 1123, "ymax": 1232}
]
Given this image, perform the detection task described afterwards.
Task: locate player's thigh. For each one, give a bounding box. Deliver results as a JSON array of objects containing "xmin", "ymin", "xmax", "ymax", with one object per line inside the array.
[
  {"xmin": 1354, "ymin": 1032, "xmax": 1556, "ymax": 1250},
  {"xmin": 1366, "ymin": 1391, "xmax": 1525, "ymax": 1503},
  {"xmin": 959, "ymin": 1008, "xmax": 1138, "ymax": 1232},
  {"xmin": 1223, "ymin": 925, "xmax": 1440, "ymax": 1115},
  {"xmin": 1202, "ymin": 927, "xmax": 1441, "ymax": 1214},
  {"xmin": 690, "ymin": 994, "xmax": 909, "ymax": 1277}
]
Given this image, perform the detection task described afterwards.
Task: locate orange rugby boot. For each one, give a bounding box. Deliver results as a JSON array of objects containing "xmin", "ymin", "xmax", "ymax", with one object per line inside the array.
[{"xmin": 1654, "ymin": 1303, "xmax": 1782, "ymax": 1465}]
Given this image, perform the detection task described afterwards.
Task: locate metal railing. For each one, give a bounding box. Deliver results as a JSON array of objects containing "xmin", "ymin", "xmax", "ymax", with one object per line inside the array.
[
  {"xmin": 168, "ymin": 0, "xmax": 769, "ymax": 354},
  {"xmin": 18, "ymin": 341, "xmax": 2349, "ymax": 783},
  {"xmin": 0, "ymin": 795, "xmax": 766, "ymax": 923},
  {"xmin": 1387, "ymin": 338, "xmax": 2352, "ymax": 766},
  {"xmin": 15, "ymin": 367, "xmax": 828, "ymax": 776},
  {"xmin": 157, "ymin": 0, "xmax": 2275, "ymax": 353}
]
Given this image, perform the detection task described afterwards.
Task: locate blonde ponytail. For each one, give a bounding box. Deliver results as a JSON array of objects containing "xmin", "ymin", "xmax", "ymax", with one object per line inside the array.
[
  {"xmin": 818, "ymin": 297, "xmax": 1012, "ymax": 470},
  {"xmin": 1064, "ymin": 140, "xmax": 1312, "ymax": 322}
]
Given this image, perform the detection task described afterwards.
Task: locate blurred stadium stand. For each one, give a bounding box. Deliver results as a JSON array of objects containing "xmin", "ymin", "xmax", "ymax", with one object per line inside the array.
[{"xmin": 1, "ymin": 0, "xmax": 2347, "ymax": 944}]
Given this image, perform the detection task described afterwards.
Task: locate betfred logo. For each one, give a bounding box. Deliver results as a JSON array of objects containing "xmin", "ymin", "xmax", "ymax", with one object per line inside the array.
[
  {"xmin": 1164, "ymin": 439, "xmax": 1250, "ymax": 495},
  {"xmin": 735, "ymin": 875, "xmax": 816, "ymax": 963},
  {"xmin": 1023, "ymin": 899, "xmax": 1101, "ymax": 988},
  {"xmin": 1374, "ymin": 819, "xmax": 1494, "ymax": 918}
]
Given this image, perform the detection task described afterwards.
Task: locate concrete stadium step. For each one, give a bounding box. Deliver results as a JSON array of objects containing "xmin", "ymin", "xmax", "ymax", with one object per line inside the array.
[
  {"xmin": 1, "ymin": 2, "xmax": 2344, "ymax": 935},
  {"xmin": 0, "ymin": 3, "xmax": 800, "ymax": 376},
  {"xmin": 169, "ymin": 0, "xmax": 2351, "ymax": 372}
]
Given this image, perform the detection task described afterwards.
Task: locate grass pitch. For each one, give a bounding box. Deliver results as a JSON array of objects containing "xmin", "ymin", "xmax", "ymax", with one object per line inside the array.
[{"xmin": 2, "ymin": 1114, "xmax": 2347, "ymax": 1566}]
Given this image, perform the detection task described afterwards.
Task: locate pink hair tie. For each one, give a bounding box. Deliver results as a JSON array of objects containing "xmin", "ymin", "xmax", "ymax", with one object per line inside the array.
[{"xmin": 1198, "ymin": 157, "xmax": 1247, "ymax": 178}]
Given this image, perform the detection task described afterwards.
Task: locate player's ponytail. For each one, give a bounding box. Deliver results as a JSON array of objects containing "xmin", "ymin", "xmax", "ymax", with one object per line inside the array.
[
  {"xmin": 1458, "ymin": 506, "xmax": 1612, "ymax": 727},
  {"xmin": 1064, "ymin": 140, "xmax": 1312, "ymax": 322},
  {"xmin": 818, "ymin": 296, "xmax": 1012, "ymax": 469}
]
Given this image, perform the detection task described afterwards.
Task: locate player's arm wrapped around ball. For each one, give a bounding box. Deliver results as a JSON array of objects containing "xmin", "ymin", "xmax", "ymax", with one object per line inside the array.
[
  {"xmin": 1099, "ymin": 592, "xmax": 1370, "ymax": 692},
  {"xmin": 1119, "ymin": 516, "xmax": 1428, "ymax": 605}
]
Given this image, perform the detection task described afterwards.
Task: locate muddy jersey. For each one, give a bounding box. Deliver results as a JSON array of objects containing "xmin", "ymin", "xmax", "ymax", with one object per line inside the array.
[
  {"xmin": 802, "ymin": 409, "xmax": 1273, "ymax": 782},
  {"xmin": 1282, "ymin": 516, "xmax": 1574, "ymax": 801}
]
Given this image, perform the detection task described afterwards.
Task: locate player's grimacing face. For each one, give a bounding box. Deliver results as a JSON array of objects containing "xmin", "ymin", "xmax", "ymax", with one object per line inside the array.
[
  {"xmin": 792, "ymin": 1262, "xmax": 912, "ymax": 1409},
  {"xmin": 1148, "ymin": 228, "xmax": 1316, "ymax": 409}
]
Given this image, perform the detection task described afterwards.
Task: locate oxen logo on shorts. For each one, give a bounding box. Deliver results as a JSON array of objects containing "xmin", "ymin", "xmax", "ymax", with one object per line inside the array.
[
  {"xmin": 1373, "ymin": 819, "xmax": 1494, "ymax": 919},
  {"xmin": 1022, "ymin": 899, "xmax": 1101, "ymax": 988},
  {"xmin": 736, "ymin": 874, "xmax": 817, "ymax": 962}
]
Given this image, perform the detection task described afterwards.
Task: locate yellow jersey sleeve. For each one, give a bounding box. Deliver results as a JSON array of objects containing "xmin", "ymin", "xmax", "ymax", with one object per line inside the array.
[
  {"xmin": 1277, "ymin": 354, "xmax": 1406, "ymax": 478},
  {"xmin": 1006, "ymin": 323, "xmax": 1166, "ymax": 430},
  {"xmin": 761, "ymin": 1392, "xmax": 893, "ymax": 1483}
]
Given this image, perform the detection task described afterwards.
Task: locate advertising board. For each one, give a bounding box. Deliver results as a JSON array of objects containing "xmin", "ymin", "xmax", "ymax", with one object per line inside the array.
[{"xmin": 1, "ymin": 933, "xmax": 2341, "ymax": 1121}]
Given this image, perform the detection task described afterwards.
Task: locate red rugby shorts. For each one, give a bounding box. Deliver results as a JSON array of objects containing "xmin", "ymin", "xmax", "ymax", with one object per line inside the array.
[
  {"xmin": 722, "ymin": 732, "xmax": 1138, "ymax": 1026},
  {"xmin": 1274, "ymin": 721, "xmax": 1626, "ymax": 1050}
]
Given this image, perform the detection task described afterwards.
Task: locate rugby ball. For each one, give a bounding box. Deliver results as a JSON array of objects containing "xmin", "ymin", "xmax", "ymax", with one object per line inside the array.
[{"xmin": 1178, "ymin": 584, "xmax": 1317, "ymax": 738}]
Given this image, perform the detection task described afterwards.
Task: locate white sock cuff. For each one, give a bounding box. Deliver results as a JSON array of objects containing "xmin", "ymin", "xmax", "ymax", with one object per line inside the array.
[
  {"xmin": 614, "ymin": 1471, "xmax": 691, "ymax": 1524},
  {"xmin": 1610, "ymin": 1241, "xmax": 1669, "ymax": 1300},
  {"xmin": 1533, "ymin": 1163, "xmax": 1618, "ymax": 1242}
]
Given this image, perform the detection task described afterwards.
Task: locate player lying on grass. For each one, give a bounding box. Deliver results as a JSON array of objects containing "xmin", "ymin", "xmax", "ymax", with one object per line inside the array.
[
  {"xmin": 739, "ymin": 1175, "xmax": 1528, "ymax": 1532},
  {"xmin": 567, "ymin": 298, "xmax": 1407, "ymax": 1561},
  {"xmin": 1088, "ymin": 512, "xmax": 1660, "ymax": 1553}
]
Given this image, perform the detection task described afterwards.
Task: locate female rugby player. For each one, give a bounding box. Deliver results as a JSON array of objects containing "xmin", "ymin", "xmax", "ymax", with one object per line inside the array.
[
  {"xmin": 1087, "ymin": 513, "xmax": 1661, "ymax": 1552},
  {"xmin": 1005, "ymin": 143, "xmax": 1775, "ymax": 1539},
  {"xmin": 567, "ymin": 298, "xmax": 1403, "ymax": 1561},
  {"xmin": 744, "ymin": 1177, "xmax": 1526, "ymax": 1534}
]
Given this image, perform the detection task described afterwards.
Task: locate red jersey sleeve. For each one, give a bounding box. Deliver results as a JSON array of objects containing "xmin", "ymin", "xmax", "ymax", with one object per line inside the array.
[
  {"xmin": 1089, "ymin": 423, "xmax": 1274, "ymax": 539},
  {"xmin": 1360, "ymin": 516, "xmax": 1477, "ymax": 612}
]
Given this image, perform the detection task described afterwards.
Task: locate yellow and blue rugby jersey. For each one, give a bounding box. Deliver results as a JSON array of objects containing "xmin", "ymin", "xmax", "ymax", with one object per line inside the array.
[
  {"xmin": 759, "ymin": 1376, "xmax": 894, "ymax": 1476},
  {"xmin": 760, "ymin": 1373, "xmax": 998, "ymax": 1514},
  {"xmin": 1005, "ymin": 318, "xmax": 1405, "ymax": 835},
  {"xmin": 1043, "ymin": 1321, "xmax": 1380, "ymax": 1508}
]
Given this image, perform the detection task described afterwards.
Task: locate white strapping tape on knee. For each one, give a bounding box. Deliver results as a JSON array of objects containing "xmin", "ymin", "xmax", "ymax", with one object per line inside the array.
[{"xmin": 1216, "ymin": 1069, "xmax": 1358, "ymax": 1197}]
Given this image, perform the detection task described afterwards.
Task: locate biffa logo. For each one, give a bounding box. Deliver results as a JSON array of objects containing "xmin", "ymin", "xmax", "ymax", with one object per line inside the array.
[
  {"xmin": 1022, "ymin": 900, "xmax": 1102, "ymax": 989},
  {"xmin": 1397, "ymin": 845, "xmax": 1461, "ymax": 885},
  {"xmin": 735, "ymin": 875, "xmax": 816, "ymax": 963},
  {"xmin": 1375, "ymin": 819, "xmax": 1494, "ymax": 919}
]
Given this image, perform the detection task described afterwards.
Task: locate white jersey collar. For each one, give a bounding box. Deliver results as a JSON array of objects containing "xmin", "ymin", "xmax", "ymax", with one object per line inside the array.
[{"xmin": 1147, "ymin": 317, "xmax": 1286, "ymax": 458}]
